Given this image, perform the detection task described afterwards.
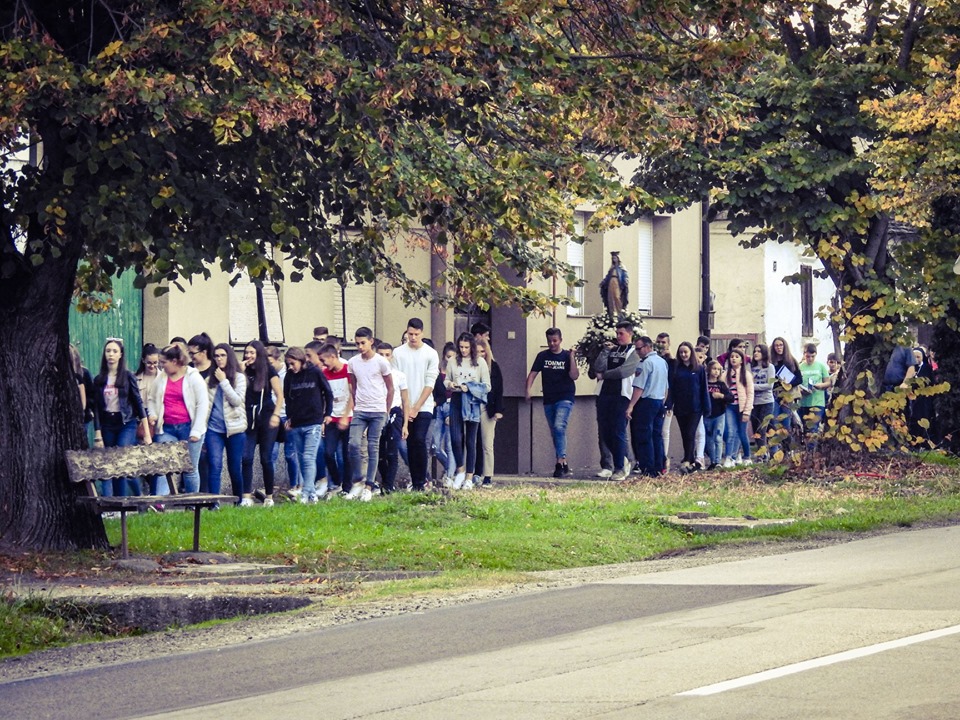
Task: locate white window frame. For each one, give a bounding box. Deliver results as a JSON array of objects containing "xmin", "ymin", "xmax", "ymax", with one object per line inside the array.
[
  {"xmin": 566, "ymin": 211, "xmax": 588, "ymax": 316},
  {"xmin": 636, "ymin": 217, "xmax": 653, "ymax": 315}
]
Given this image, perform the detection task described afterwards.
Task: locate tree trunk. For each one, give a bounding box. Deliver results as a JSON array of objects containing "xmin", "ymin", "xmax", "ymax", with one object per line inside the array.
[
  {"xmin": 932, "ymin": 306, "xmax": 960, "ymax": 453},
  {"xmin": 0, "ymin": 250, "xmax": 108, "ymax": 551}
]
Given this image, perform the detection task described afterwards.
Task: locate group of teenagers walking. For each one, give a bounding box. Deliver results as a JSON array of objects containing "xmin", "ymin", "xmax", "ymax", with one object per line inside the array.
[
  {"xmin": 525, "ymin": 324, "xmax": 844, "ymax": 481},
  {"xmin": 75, "ymin": 317, "xmax": 505, "ymax": 506}
]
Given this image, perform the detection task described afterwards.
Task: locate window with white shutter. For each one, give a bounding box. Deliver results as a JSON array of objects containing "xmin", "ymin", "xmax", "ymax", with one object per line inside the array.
[
  {"xmin": 566, "ymin": 211, "xmax": 588, "ymax": 316},
  {"xmin": 636, "ymin": 218, "xmax": 653, "ymax": 314}
]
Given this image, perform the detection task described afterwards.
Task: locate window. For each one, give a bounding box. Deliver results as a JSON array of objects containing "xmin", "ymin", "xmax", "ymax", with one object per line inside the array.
[
  {"xmin": 636, "ymin": 217, "xmax": 653, "ymax": 314},
  {"xmin": 228, "ymin": 248, "xmax": 284, "ymax": 345},
  {"xmin": 800, "ymin": 264, "xmax": 813, "ymax": 337},
  {"xmin": 333, "ymin": 280, "xmax": 377, "ymax": 340},
  {"xmin": 566, "ymin": 212, "xmax": 588, "ymax": 316}
]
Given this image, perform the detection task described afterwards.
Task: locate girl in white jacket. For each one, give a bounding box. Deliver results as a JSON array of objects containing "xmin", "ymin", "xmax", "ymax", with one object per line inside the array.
[
  {"xmin": 205, "ymin": 343, "xmax": 248, "ymax": 502},
  {"xmin": 150, "ymin": 344, "xmax": 210, "ymax": 493}
]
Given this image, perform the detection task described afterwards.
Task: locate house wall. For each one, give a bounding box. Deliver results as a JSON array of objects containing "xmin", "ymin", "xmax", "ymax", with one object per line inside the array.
[
  {"xmin": 763, "ymin": 242, "xmax": 836, "ymax": 354},
  {"xmin": 709, "ymin": 222, "xmax": 766, "ymax": 340},
  {"xmin": 709, "ymin": 221, "xmax": 837, "ymax": 357}
]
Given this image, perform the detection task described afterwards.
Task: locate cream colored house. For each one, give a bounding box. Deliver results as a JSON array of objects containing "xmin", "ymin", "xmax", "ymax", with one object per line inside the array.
[
  {"xmin": 708, "ymin": 221, "xmax": 837, "ymax": 361},
  {"xmin": 144, "ymin": 203, "xmax": 707, "ymax": 476}
]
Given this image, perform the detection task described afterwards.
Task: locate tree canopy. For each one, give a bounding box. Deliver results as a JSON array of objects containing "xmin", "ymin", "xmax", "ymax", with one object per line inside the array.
[{"xmin": 0, "ymin": 0, "xmax": 757, "ymax": 549}]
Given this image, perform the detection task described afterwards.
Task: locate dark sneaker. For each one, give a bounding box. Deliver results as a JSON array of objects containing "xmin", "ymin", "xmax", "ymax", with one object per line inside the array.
[
  {"xmin": 561, "ymin": 463, "xmax": 572, "ymax": 477},
  {"xmin": 553, "ymin": 462, "xmax": 564, "ymax": 478}
]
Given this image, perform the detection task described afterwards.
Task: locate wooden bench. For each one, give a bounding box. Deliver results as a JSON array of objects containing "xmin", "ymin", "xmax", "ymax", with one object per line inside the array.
[{"xmin": 65, "ymin": 441, "xmax": 237, "ymax": 558}]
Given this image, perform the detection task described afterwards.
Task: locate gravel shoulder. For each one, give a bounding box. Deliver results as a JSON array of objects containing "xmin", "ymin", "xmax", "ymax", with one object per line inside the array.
[{"xmin": 0, "ymin": 530, "xmax": 890, "ymax": 684}]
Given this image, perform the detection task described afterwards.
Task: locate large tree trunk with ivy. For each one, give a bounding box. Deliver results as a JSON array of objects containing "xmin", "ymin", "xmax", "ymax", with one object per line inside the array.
[{"xmin": 0, "ymin": 248, "xmax": 108, "ymax": 550}]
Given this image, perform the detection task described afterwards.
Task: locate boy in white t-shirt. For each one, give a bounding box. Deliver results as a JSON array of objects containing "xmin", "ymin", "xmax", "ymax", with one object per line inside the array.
[
  {"xmin": 376, "ymin": 342, "xmax": 410, "ymax": 493},
  {"xmin": 346, "ymin": 327, "xmax": 394, "ymax": 501}
]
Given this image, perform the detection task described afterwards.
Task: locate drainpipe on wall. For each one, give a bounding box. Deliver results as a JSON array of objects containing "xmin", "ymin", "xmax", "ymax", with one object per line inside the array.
[
  {"xmin": 699, "ymin": 198, "xmax": 713, "ymax": 338},
  {"xmin": 430, "ymin": 247, "xmax": 446, "ymax": 348}
]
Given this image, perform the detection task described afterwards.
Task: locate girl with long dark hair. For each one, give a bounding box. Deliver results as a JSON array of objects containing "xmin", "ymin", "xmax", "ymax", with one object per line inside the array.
[
  {"xmin": 445, "ymin": 332, "xmax": 491, "ymax": 489},
  {"xmin": 721, "ymin": 348, "xmax": 754, "ymax": 467},
  {"xmin": 205, "ymin": 343, "xmax": 247, "ymax": 502},
  {"xmin": 769, "ymin": 336, "xmax": 802, "ymax": 453},
  {"xmin": 242, "ymin": 340, "xmax": 284, "ymax": 506},
  {"xmin": 751, "ymin": 344, "xmax": 776, "ymax": 460},
  {"xmin": 669, "ymin": 341, "xmax": 711, "ymax": 472},
  {"xmin": 92, "ymin": 338, "xmax": 152, "ymax": 496}
]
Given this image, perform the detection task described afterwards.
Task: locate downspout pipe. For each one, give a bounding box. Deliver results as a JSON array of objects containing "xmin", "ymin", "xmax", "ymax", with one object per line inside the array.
[{"xmin": 700, "ymin": 198, "xmax": 712, "ymax": 338}]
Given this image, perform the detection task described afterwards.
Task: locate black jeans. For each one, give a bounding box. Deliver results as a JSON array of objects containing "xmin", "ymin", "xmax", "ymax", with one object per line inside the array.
[
  {"xmin": 242, "ymin": 422, "xmax": 279, "ymax": 495},
  {"xmin": 377, "ymin": 408, "xmax": 405, "ymax": 493},
  {"xmin": 407, "ymin": 411, "xmax": 433, "ymax": 490},
  {"xmin": 674, "ymin": 411, "xmax": 701, "ymax": 465}
]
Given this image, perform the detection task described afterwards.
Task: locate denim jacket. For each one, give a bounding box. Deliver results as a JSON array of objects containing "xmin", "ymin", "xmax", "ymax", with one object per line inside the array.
[{"xmin": 461, "ymin": 382, "xmax": 488, "ymax": 422}]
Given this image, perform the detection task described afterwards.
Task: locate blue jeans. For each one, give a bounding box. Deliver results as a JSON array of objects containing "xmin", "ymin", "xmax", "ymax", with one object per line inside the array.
[
  {"xmin": 597, "ymin": 394, "xmax": 629, "ymax": 473},
  {"xmin": 100, "ymin": 417, "xmax": 140, "ymax": 496},
  {"xmin": 771, "ymin": 397, "xmax": 794, "ymax": 454},
  {"xmin": 703, "ymin": 414, "xmax": 726, "ymax": 466},
  {"xmin": 802, "ymin": 405, "xmax": 824, "ymax": 450},
  {"xmin": 349, "ymin": 411, "xmax": 387, "ymax": 487},
  {"xmin": 323, "ymin": 422, "xmax": 350, "ymax": 491},
  {"xmin": 543, "ymin": 400, "xmax": 574, "ymax": 461},
  {"xmin": 430, "ymin": 403, "xmax": 454, "ymax": 478},
  {"xmin": 287, "ymin": 424, "xmax": 323, "ymax": 498},
  {"xmin": 630, "ymin": 398, "xmax": 663, "ymax": 476},
  {"xmin": 205, "ymin": 430, "xmax": 245, "ymax": 499},
  {"xmin": 156, "ymin": 423, "xmax": 204, "ymax": 492},
  {"xmin": 723, "ymin": 406, "xmax": 751, "ymax": 461}
]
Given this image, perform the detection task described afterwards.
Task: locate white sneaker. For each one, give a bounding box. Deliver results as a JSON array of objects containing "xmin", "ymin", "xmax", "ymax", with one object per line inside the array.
[
  {"xmin": 263, "ymin": 497, "xmax": 274, "ymax": 508},
  {"xmin": 359, "ymin": 487, "xmax": 374, "ymax": 502},
  {"xmin": 345, "ymin": 484, "xmax": 365, "ymax": 500},
  {"xmin": 721, "ymin": 458, "xmax": 734, "ymax": 469},
  {"xmin": 300, "ymin": 494, "xmax": 318, "ymax": 504},
  {"xmin": 595, "ymin": 468, "xmax": 613, "ymax": 478},
  {"xmin": 611, "ymin": 470, "xmax": 628, "ymax": 481},
  {"xmin": 462, "ymin": 477, "xmax": 474, "ymax": 490},
  {"xmin": 240, "ymin": 496, "xmax": 254, "ymax": 507},
  {"xmin": 288, "ymin": 487, "xmax": 302, "ymax": 499},
  {"xmin": 742, "ymin": 458, "xmax": 754, "ymax": 466},
  {"xmin": 452, "ymin": 471, "xmax": 466, "ymax": 489},
  {"xmin": 443, "ymin": 475, "xmax": 456, "ymax": 489}
]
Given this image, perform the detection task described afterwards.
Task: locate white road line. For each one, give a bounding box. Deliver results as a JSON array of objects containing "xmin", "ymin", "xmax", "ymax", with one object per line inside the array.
[{"xmin": 677, "ymin": 624, "xmax": 960, "ymax": 697}]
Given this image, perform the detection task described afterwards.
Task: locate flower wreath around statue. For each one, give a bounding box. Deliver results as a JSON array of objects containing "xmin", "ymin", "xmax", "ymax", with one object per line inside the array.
[{"xmin": 574, "ymin": 310, "xmax": 646, "ymax": 375}]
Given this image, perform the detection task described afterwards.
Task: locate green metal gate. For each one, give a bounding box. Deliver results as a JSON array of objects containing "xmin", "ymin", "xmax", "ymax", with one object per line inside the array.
[{"xmin": 69, "ymin": 272, "xmax": 143, "ymax": 374}]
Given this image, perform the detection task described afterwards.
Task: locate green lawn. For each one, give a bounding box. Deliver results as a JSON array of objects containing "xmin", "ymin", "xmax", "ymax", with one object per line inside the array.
[
  {"xmin": 105, "ymin": 468, "xmax": 960, "ymax": 573},
  {"xmin": 4, "ymin": 462, "xmax": 960, "ymax": 658}
]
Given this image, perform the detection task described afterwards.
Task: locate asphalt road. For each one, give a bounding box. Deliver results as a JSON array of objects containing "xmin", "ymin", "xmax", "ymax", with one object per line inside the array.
[{"xmin": 4, "ymin": 525, "xmax": 960, "ymax": 719}]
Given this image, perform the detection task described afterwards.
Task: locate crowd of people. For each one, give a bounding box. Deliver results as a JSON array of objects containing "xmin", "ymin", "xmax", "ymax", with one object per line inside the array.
[
  {"xmin": 524, "ymin": 324, "xmax": 936, "ymax": 481},
  {"xmin": 71, "ymin": 318, "xmax": 939, "ymax": 505},
  {"xmin": 71, "ymin": 318, "xmax": 505, "ymax": 506}
]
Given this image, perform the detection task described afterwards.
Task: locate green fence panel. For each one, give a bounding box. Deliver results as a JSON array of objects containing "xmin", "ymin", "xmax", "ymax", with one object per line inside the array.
[{"xmin": 69, "ymin": 271, "xmax": 143, "ymax": 374}]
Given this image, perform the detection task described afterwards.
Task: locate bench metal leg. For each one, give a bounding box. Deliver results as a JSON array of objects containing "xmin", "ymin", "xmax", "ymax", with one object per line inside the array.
[
  {"xmin": 193, "ymin": 506, "xmax": 202, "ymax": 552},
  {"xmin": 120, "ymin": 510, "xmax": 129, "ymax": 559}
]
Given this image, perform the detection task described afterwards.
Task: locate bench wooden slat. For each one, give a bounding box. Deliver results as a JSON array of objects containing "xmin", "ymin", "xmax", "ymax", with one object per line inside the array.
[
  {"xmin": 65, "ymin": 442, "xmax": 236, "ymax": 558},
  {"xmin": 65, "ymin": 442, "xmax": 194, "ymax": 483}
]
